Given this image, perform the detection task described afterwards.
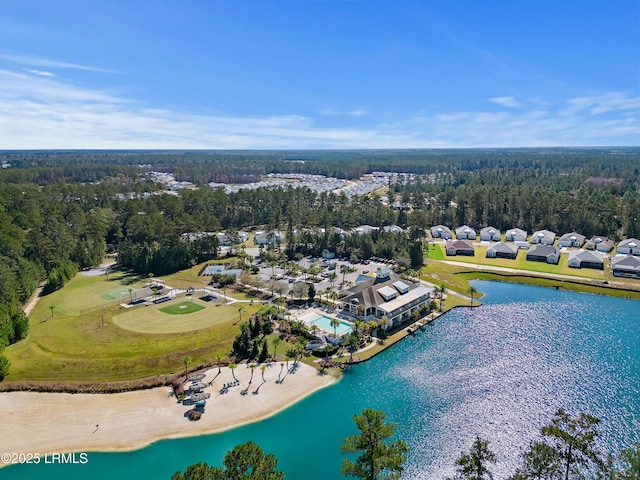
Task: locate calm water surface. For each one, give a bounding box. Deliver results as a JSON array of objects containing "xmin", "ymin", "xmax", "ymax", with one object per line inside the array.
[{"xmin": 3, "ymin": 281, "xmax": 639, "ymax": 479}]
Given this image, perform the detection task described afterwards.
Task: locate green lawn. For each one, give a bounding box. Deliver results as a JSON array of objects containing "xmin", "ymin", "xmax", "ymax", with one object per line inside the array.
[
  {"xmin": 114, "ymin": 299, "xmax": 244, "ymax": 334},
  {"xmin": 4, "ymin": 264, "xmax": 261, "ymax": 383},
  {"xmin": 159, "ymin": 300, "xmax": 205, "ymax": 315}
]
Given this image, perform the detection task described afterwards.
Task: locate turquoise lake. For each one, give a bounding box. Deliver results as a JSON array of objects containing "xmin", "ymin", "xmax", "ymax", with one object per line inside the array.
[{"xmin": 3, "ymin": 281, "xmax": 640, "ymax": 479}]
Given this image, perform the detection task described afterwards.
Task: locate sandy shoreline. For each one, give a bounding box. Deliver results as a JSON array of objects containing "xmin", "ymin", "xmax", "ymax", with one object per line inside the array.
[{"xmin": 0, "ymin": 363, "xmax": 336, "ymax": 459}]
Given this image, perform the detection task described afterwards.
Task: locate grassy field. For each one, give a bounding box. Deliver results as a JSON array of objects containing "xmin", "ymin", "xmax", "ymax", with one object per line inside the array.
[
  {"xmin": 428, "ymin": 243, "xmax": 610, "ymax": 280},
  {"xmin": 4, "ymin": 262, "xmax": 262, "ymax": 383},
  {"xmin": 159, "ymin": 300, "xmax": 205, "ymax": 315},
  {"xmin": 114, "ymin": 299, "xmax": 243, "ymax": 334}
]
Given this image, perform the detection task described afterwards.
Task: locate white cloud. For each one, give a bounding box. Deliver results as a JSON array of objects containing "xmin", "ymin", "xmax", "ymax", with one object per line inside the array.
[
  {"xmin": 0, "ymin": 50, "xmax": 113, "ymax": 73},
  {"xmin": 0, "ymin": 63, "xmax": 637, "ymax": 149},
  {"xmin": 26, "ymin": 69, "xmax": 56, "ymax": 77},
  {"xmin": 319, "ymin": 107, "xmax": 368, "ymax": 117},
  {"xmin": 489, "ymin": 96, "xmax": 521, "ymax": 108}
]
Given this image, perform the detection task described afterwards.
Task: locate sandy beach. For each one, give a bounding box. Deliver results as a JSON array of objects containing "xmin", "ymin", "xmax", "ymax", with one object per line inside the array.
[{"xmin": 0, "ymin": 363, "xmax": 336, "ymax": 457}]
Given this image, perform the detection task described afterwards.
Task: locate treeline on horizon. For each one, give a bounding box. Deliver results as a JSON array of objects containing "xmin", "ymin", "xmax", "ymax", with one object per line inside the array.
[
  {"xmin": 1, "ymin": 147, "xmax": 639, "ymax": 184},
  {"xmin": 0, "ymin": 149, "xmax": 639, "ymax": 367}
]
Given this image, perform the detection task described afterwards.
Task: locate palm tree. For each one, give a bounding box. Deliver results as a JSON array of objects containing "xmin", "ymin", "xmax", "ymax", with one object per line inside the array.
[
  {"xmin": 271, "ymin": 337, "xmax": 281, "ymax": 360},
  {"xmin": 328, "ymin": 271, "xmax": 337, "ymax": 289},
  {"xmin": 249, "ymin": 363, "xmax": 256, "ymax": 384},
  {"xmin": 229, "ymin": 362, "xmax": 238, "ymax": 382},
  {"xmin": 216, "ymin": 355, "xmax": 222, "ymax": 375},
  {"xmin": 380, "ymin": 316, "xmax": 391, "ymax": 331},
  {"xmin": 330, "ymin": 317, "xmax": 340, "ymax": 338},
  {"xmin": 438, "ymin": 284, "xmax": 447, "ymax": 311},
  {"xmin": 260, "ymin": 365, "xmax": 267, "ymax": 382},
  {"xmin": 469, "ymin": 286, "xmax": 478, "ymax": 306},
  {"xmin": 237, "ymin": 307, "xmax": 246, "ymax": 324},
  {"xmin": 183, "ymin": 356, "xmax": 190, "ymax": 373},
  {"xmin": 340, "ymin": 265, "xmax": 349, "ymax": 285},
  {"xmin": 277, "ymin": 362, "xmax": 284, "ymax": 383}
]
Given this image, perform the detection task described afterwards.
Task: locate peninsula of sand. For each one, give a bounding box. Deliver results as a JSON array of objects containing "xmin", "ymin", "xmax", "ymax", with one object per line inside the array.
[{"xmin": 0, "ymin": 363, "xmax": 335, "ymax": 459}]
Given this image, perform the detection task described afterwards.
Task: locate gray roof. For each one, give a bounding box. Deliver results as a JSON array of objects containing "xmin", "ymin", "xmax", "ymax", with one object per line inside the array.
[
  {"xmin": 455, "ymin": 225, "xmax": 476, "ymax": 236},
  {"xmin": 506, "ymin": 228, "xmax": 527, "ymax": 237},
  {"xmin": 559, "ymin": 232, "xmax": 586, "ymax": 243},
  {"xmin": 618, "ymin": 238, "xmax": 640, "ymax": 249},
  {"xmin": 342, "ymin": 274, "xmax": 421, "ymax": 310},
  {"xmin": 532, "ymin": 230, "xmax": 556, "ymax": 242},
  {"xmin": 446, "ymin": 239, "xmax": 474, "ymax": 251},
  {"xmin": 431, "ymin": 225, "xmax": 452, "ymax": 235},
  {"xmin": 611, "ymin": 255, "xmax": 640, "ymax": 271},
  {"xmin": 480, "ymin": 226, "xmax": 500, "ymax": 236},
  {"xmin": 527, "ymin": 244, "xmax": 559, "ymax": 257},
  {"xmin": 569, "ymin": 250, "xmax": 604, "ymax": 263},
  {"xmin": 383, "ymin": 225, "xmax": 404, "ymax": 234},
  {"xmin": 487, "ymin": 242, "xmax": 518, "ymax": 255}
]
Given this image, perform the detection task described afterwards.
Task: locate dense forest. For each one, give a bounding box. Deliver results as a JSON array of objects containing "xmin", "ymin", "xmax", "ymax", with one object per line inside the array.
[{"xmin": 0, "ymin": 148, "xmax": 638, "ymax": 357}]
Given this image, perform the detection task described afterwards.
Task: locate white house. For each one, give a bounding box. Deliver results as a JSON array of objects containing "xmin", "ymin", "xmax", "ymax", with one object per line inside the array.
[
  {"xmin": 568, "ymin": 250, "xmax": 604, "ymax": 270},
  {"xmin": 480, "ymin": 226, "xmax": 501, "ymax": 242},
  {"xmin": 586, "ymin": 236, "xmax": 614, "ymax": 253},
  {"xmin": 617, "ymin": 238, "xmax": 640, "ymax": 255},
  {"xmin": 531, "ymin": 230, "xmax": 556, "ymax": 246},
  {"xmin": 526, "ymin": 244, "xmax": 560, "ymax": 264},
  {"xmin": 254, "ymin": 230, "xmax": 284, "ymax": 245},
  {"xmin": 430, "ymin": 225, "xmax": 452, "ymax": 240},
  {"xmin": 486, "ymin": 242, "xmax": 518, "ymax": 259},
  {"xmin": 611, "ymin": 255, "xmax": 640, "ymax": 278},
  {"xmin": 558, "ymin": 232, "xmax": 586, "ymax": 248},
  {"xmin": 383, "ymin": 225, "xmax": 404, "ymax": 234},
  {"xmin": 455, "ymin": 225, "xmax": 477, "ymax": 240},
  {"xmin": 505, "ymin": 228, "xmax": 528, "ymax": 242},
  {"xmin": 352, "ymin": 225, "xmax": 379, "ymax": 235}
]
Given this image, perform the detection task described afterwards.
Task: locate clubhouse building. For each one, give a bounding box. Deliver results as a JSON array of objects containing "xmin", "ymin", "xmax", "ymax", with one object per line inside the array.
[{"xmin": 341, "ymin": 268, "xmax": 433, "ymax": 329}]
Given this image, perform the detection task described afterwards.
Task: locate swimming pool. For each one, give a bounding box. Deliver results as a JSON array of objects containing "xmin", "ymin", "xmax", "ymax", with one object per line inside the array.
[{"xmin": 300, "ymin": 312, "xmax": 353, "ymax": 336}]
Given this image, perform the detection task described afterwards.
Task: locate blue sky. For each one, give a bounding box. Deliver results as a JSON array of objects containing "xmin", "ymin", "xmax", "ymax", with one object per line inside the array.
[{"xmin": 0, "ymin": 0, "xmax": 638, "ymax": 149}]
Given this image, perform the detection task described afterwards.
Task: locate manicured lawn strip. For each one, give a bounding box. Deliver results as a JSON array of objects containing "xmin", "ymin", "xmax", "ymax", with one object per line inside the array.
[
  {"xmin": 421, "ymin": 261, "xmax": 476, "ymax": 295},
  {"xmin": 425, "ymin": 243, "xmax": 445, "ymax": 260},
  {"xmin": 159, "ymin": 301, "xmax": 205, "ymax": 315}
]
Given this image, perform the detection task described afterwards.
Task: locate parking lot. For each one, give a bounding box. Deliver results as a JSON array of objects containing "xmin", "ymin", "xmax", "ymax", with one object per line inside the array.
[{"xmin": 252, "ymin": 254, "xmax": 395, "ymax": 296}]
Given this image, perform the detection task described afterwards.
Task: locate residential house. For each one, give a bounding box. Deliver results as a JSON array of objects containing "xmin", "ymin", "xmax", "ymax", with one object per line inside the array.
[
  {"xmin": 586, "ymin": 236, "xmax": 615, "ymax": 253},
  {"xmin": 526, "ymin": 244, "xmax": 560, "ymax": 264},
  {"xmin": 611, "ymin": 256, "xmax": 640, "ymax": 278},
  {"xmin": 445, "ymin": 239, "xmax": 475, "ymax": 256},
  {"xmin": 486, "ymin": 242, "xmax": 518, "ymax": 259},
  {"xmin": 558, "ymin": 232, "xmax": 586, "ymax": 248},
  {"xmin": 382, "ymin": 225, "xmax": 404, "ymax": 234},
  {"xmin": 218, "ymin": 231, "xmax": 249, "ymax": 246},
  {"xmin": 531, "ymin": 230, "xmax": 556, "ymax": 246},
  {"xmin": 617, "ymin": 238, "xmax": 640, "ymax": 256},
  {"xmin": 567, "ymin": 250, "xmax": 604, "ymax": 270},
  {"xmin": 505, "ymin": 228, "xmax": 528, "ymax": 243},
  {"xmin": 479, "ymin": 226, "xmax": 501, "ymax": 242},
  {"xmin": 340, "ymin": 268, "xmax": 433, "ymax": 328},
  {"xmin": 352, "ymin": 225, "xmax": 379, "ymax": 235},
  {"xmin": 253, "ymin": 230, "xmax": 285, "ymax": 245},
  {"xmin": 430, "ymin": 225, "xmax": 452, "ymax": 240},
  {"xmin": 455, "ymin": 225, "xmax": 477, "ymax": 240}
]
